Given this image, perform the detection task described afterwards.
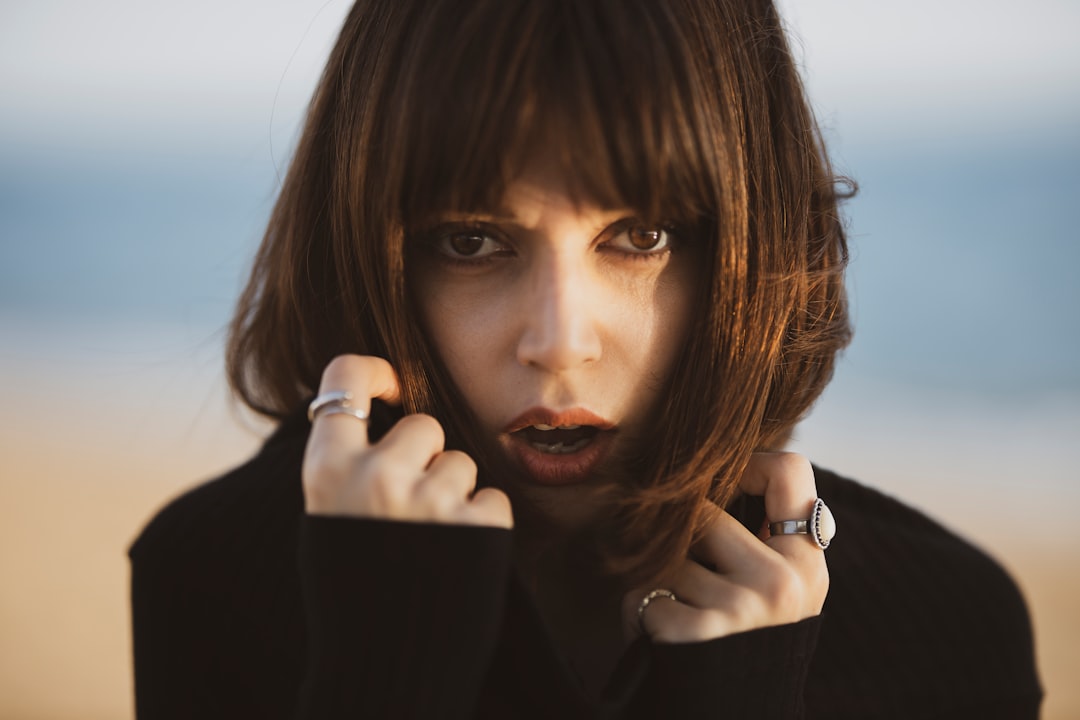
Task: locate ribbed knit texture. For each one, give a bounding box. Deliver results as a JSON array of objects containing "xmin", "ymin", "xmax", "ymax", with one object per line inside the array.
[{"xmin": 130, "ymin": 415, "xmax": 1042, "ymax": 718}]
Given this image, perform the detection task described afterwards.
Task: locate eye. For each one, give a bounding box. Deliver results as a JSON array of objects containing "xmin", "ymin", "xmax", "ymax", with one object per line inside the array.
[
  {"xmin": 605, "ymin": 223, "xmax": 675, "ymax": 255},
  {"xmin": 432, "ymin": 227, "xmax": 510, "ymax": 261}
]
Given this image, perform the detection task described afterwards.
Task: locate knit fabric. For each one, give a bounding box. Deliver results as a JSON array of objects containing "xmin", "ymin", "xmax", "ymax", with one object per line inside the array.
[{"xmin": 130, "ymin": 415, "xmax": 1042, "ymax": 718}]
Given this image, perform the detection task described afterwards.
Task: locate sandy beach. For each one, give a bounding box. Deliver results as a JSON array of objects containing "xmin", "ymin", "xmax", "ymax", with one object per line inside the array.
[{"xmin": 1, "ymin": 346, "xmax": 1076, "ymax": 719}]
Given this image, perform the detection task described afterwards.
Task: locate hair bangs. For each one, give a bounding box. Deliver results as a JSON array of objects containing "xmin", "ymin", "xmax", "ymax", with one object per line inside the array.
[{"xmin": 388, "ymin": 0, "xmax": 723, "ymax": 228}]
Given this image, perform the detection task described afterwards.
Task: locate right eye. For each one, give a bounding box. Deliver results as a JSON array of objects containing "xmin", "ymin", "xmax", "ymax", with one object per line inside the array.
[{"xmin": 431, "ymin": 226, "xmax": 512, "ymax": 263}]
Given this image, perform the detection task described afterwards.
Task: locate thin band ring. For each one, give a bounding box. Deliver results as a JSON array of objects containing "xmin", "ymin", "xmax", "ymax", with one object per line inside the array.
[
  {"xmin": 637, "ymin": 588, "xmax": 678, "ymax": 634},
  {"xmin": 314, "ymin": 404, "xmax": 369, "ymax": 422},
  {"xmin": 308, "ymin": 390, "xmax": 368, "ymax": 423}
]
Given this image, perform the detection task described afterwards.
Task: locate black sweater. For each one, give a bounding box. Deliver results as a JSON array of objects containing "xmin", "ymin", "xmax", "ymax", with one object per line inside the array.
[{"xmin": 130, "ymin": 415, "xmax": 1042, "ymax": 718}]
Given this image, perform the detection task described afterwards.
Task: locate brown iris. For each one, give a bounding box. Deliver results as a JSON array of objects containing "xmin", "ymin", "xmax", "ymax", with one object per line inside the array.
[
  {"xmin": 448, "ymin": 232, "xmax": 485, "ymax": 256},
  {"xmin": 628, "ymin": 226, "xmax": 663, "ymax": 250}
]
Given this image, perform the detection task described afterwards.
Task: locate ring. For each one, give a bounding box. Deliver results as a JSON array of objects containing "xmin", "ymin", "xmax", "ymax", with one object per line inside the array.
[
  {"xmin": 307, "ymin": 390, "xmax": 368, "ymax": 423},
  {"xmin": 637, "ymin": 588, "xmax": 678, "ymax": 634},
  {"xmin": 768, "ymin": 498, "xmax": 835, "ymax": 550}
]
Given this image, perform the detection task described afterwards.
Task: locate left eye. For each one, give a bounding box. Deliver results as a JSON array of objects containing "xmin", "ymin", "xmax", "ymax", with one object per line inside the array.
[{"xmin": 607, "ymin": 224, "xmax": 674, "ymax": 254}]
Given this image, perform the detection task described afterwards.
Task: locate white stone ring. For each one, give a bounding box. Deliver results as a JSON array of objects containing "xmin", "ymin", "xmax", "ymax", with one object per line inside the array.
[{"xmin": 768, "ymin": 498, "xmax": 836, "ymax": 550}]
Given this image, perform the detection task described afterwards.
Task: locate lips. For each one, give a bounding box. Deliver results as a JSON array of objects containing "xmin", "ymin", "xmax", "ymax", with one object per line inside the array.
[{"xmin": 501, "ymin": 407, "xmax": 616, "ymax": 486}]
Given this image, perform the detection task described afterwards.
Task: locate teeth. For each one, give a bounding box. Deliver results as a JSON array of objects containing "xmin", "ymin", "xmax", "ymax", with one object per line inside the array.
[
  {"xmin": 532, "ymin": 423, "xmax": 581, "ymax": 431},
  {"xmin": 529, "ymin": 437, "xmax": 591, "ymax": 454}
]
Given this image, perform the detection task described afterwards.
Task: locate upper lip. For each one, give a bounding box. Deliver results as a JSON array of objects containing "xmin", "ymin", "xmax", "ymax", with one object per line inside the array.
[{"xmin": 503, "ymin": 407, "xmax": 615, "ymax": 434}]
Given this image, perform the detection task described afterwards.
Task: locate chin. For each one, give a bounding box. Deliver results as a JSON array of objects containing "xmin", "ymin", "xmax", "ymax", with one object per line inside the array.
[{"xmin": 511, "ymin": 481, "xmax": 610, "ymax": 533}]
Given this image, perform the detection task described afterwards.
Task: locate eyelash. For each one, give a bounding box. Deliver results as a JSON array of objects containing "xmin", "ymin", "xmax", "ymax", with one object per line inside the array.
[
  {"xmin": 425, "ymin": 224, "xmax": 512, "ymax": 268},
  {"xmin": 422, "ymin": 219, "xmax": 680, "ymax": 268},
  {"xmin": 603, "ymin": 220, "xmax": 678, "ymax": 261}
]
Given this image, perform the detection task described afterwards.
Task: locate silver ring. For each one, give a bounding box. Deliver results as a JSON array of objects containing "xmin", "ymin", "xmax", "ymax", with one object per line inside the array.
[
  {"xmin": 314, "ymin": 405, "xmax": 369, "ymax": 422},
  {"xmin": 768, "ymin": 498, "xmax": 835, "ymax": 550},
  {"xmin": 637, "ymin": 588, "xmax": 677, "ymax": 634},
  {"xmin": 307, "ymin": 390, "xmax": 368, "ymax": 423}
]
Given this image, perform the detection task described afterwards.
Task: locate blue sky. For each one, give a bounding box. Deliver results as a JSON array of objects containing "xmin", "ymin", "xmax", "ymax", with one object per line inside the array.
[
  {"xmin": 2, "ymin": 1, "xmax": 1078, "ymax": 395},
  {"xmin": 3, "ymin": 1, "xmax": 1077, "ymax": 146}
]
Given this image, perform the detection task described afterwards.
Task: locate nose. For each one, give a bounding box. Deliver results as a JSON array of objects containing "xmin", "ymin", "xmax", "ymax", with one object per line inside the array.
[{"xmin": 516, "ymin": 255, "xmax": 602, "ymax": 371}]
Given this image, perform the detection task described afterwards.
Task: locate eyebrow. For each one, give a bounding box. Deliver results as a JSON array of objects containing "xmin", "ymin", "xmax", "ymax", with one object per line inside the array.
[{"xmin": 431, "ymin": 203, "xmax": 638, "ymax": 224}]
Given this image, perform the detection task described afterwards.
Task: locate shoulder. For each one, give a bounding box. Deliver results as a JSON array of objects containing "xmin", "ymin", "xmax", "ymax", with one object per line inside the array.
[
  {"xmin": 814, "ymin": 467, "xmax": 1024, "ymax": 610},
  {"xmin": 128, "ymin": 415, "xmax": 312, "ymax": 714},
  {"xmin": 129, "ymin": 413, "xmax": 309, "ymax": 573},
  {"xmin": 809, "ymin": 467, "xmax": 1042, "ymax": 718}
]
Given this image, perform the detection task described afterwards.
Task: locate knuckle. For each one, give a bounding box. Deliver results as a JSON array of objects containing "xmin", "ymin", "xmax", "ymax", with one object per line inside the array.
[
  {"xmin": 398, "ymin": 413, "xmax": 446, "ymax": 446},
  {"xmin": 321, "ymin": 354, "xmax": 360, "ymax": 385},
  {"xmin": 301, "ymin": 476, "xmax": 335, "ymax": 510},
  {"xmin": 695, "ymin": 611, "xmax": 731, "ymax": 640},
  {"xmin": 652, "ymin": 629, "xmax": 679, "ymax": 643},
  {"xmin": 441, "ymin": 449, "xmax": 478, "ymax": 476},
  {"xmin": 719, "ymin": 591, "xmax": 757, "ymax": 632},
  {"xmin": 413, "ymin": 483, "xmax": 460, "ymax": 518},
  {"xmin": 320, "ymin": 354, "xmax": 392, "ymax": 393},
  {"xmin": 350, "ymin": 453, "xmax": 410, "ymax": 508},
  {"xmin": 761, "ymin": 564, "xmax": 806, "ymax": 618},
  {"xmin": 472, "ymin": 489, "xmax": 514, "ymax": 529},
  {"xmin": 773, "ymin": 451, "xmax": 814, "ymax": 480},
  {"xmin": 650, "ymin": 617, "xmax": 683, "ymax": 643},
  {"xmin": 658, "ymin": 610, "xmax": 732, "ymax": 643}
]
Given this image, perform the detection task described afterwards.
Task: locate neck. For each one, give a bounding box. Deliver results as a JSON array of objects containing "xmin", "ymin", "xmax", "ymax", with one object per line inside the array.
[{"xmin": 515, "ymin": 529, "xmax": 630, "ymax": 698}]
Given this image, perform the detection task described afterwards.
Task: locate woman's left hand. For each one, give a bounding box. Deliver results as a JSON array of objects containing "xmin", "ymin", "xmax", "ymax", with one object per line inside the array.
[{"xmin": 628, "ymin": 452, "xmax": 829, "ymax": 643}]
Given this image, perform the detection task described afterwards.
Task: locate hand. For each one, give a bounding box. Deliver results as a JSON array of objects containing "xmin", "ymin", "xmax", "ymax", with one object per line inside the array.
[
  {"xmin": 627, "ymin": 452, "xmax": 828, "ymax": 643},
  {"xmin": 301, "ymin": 354, "xmax": 513, "ymax": 529}
]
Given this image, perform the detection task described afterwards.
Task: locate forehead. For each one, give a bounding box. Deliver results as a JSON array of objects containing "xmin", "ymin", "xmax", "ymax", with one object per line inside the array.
[{"xmin": 437, "ymin": 166, "xmax": 638, "ymax": 235}]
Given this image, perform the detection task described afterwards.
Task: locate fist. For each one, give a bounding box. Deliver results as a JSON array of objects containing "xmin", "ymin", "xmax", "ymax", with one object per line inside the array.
[
  {"xmin": 302, "ymin": 355, "xmax": 513, "ymax": 529},
  {"xmin": 628, "ymin": 452, "xmax": 828, "ymax": 642}
]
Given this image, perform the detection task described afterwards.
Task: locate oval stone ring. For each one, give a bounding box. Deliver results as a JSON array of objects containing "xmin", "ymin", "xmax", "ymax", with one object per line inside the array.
[{"xmin": 768, "ymin": 498, "xmax": 836, "ymax": 550}]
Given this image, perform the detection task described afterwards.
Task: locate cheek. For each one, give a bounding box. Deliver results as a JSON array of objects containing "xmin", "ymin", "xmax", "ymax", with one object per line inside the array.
[
  {"xmin": 414, "ymin": 274, "xmax": 508, "ymax": 396},
  {"xmin": 620, "ymin": 260, "xmax": 699, "ymax": 376}
]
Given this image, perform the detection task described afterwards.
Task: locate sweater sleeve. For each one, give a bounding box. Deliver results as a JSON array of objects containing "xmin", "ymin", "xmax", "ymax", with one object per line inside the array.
[
  {"xmin": 629, "ymin": 616, "xmax": 821, "ymax": 719},
  {"xmin": 296, "ymin": 516, "xmax": 514, "ymax": 719}
]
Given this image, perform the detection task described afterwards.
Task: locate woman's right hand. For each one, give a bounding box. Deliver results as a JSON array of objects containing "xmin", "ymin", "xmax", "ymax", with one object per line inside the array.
[{"xmin": 301, "ymin": 354, "xmax": 513, "ymax": 529}]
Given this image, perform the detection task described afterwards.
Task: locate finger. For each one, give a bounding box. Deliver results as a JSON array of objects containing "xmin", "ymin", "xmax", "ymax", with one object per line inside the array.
[
  {"xmin": 740, "ymin": 452, "xmax": 817, "ymax": 521},
  {"xmin": 739, "ymin": 452, "xmax": 820, "ymax": 557},
  {"xmin": 667, "ymin": 557, "xmax": 738, "ymax": 608},
  {"xmin": 634, "ymin": 591, "xmax": 723, "ymax": 643},
  {"xmin": 317, "ymin": 354, "xmax": 402, "ymax": 405},
  {"xmin": 374, "ymin": 413, "xmax": 446, "ymax": 468},
  {"xmin": 310, "ymin": 355, "xmax": 402, "ymax": 453},
  {"xmin": 689, "ymin": 511, "xmax": 771, "ymax": 574},
  {"xmin": 416, "ymin": 449, "xmax": 478, "ymax": 499},
  {"xmin": 465, "ymin": 487, "xmax": 514, "ymax": 529}
]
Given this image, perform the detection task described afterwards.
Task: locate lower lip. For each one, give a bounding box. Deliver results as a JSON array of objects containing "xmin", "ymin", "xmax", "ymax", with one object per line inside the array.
[{"xmin": 503, "ymin": 431, "xmax": 616, "ymax": 486}]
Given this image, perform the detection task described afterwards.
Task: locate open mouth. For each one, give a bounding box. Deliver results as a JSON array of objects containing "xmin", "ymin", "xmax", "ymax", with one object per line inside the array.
[
  {"xmin": 512, "ymin": 424, "xmax": 601, "ymax": 455},
  {"xmin": 502, "ymin": 408, "xmax": 616, "ymax": 485}
]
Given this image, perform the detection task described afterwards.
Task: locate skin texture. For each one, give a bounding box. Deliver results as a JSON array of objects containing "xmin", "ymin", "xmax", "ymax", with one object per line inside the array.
[
  {"xmin": 410, "ymin": 163, "xmax": 699, "ymax": 529},
  {"xmin": 301, "ymin": 165, "xmax": 828, "ymax": 653}
]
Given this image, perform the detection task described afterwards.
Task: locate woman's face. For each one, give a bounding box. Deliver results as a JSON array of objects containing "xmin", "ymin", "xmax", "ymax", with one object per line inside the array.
[{"xmin": 412, "ymin": 162, "xmax": 700, "ymax": 527}]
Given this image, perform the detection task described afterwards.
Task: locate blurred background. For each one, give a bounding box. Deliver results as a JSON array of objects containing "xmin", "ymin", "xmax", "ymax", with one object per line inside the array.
[{"xmin": 1, "ymin": 1, "xmax": 1077, "ymax": 717}]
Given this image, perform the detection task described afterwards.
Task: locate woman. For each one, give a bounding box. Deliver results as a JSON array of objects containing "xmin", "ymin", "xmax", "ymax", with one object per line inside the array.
[{"xmin": 130, "ymin": 0, "xmax": 1042, "ymax": 717}]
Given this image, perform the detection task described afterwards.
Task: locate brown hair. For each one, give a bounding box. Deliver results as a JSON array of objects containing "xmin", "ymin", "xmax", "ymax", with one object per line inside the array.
[{"xmin": 227, "ymin": 0, "xmax": 852, "ymax": 583}]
